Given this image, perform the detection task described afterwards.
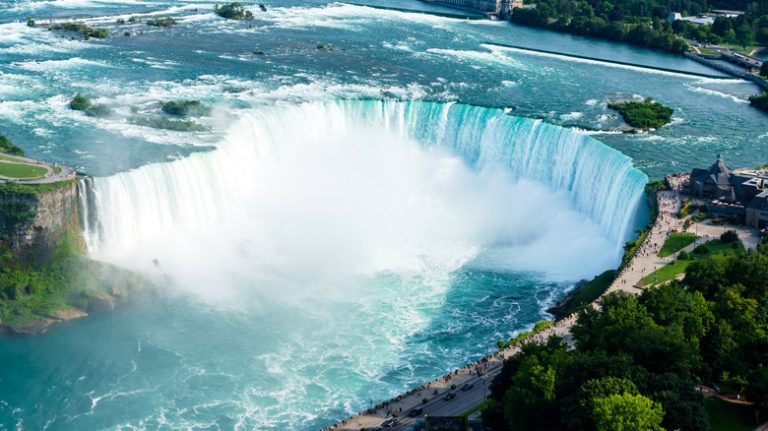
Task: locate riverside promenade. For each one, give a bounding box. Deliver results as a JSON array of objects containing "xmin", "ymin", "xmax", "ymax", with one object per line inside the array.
[
  {"xmin": 0, "ymin": 153, "xmax": 76, "ymax": 184},
  {"xmin": 327, "ymin": 188, "xmax": 687, "ymax": 431}
]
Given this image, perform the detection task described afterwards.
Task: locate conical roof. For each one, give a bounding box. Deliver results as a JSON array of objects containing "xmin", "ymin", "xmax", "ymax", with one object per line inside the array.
[{"xmin": 707, "ymin": 154, "xmax": 731, "ymax": 185}]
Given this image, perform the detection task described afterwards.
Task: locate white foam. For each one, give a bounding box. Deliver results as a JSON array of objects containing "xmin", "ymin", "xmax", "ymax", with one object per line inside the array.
[
  {"xmin": 686, "ymin": 85, "xmax": 750, "ymax": 104},
  {"xmin": 11, "ymin": 57, "xmax": 110, "ymax": 72},
  {"xmin": 485, "ymin": 43, "xmax": 715, "ymax": 79},
  {"xmin": 425, "ymin": 47, "xmax": 528, "ymax": 70}
]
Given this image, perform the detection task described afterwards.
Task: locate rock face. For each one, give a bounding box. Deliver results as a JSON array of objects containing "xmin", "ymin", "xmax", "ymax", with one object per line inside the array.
[{"xmin": 0, "ymin": 180, "xmax": 84, "ymax": 263}]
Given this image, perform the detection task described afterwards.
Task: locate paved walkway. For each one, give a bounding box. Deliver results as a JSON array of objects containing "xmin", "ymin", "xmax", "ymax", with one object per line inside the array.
[
  {"xmin": 0, "ymin": 153, "xmax": 75, "ymax": 184},
  {"xmin": 607, "ymin": 190, "xmax": 684, "ymax": 293}
]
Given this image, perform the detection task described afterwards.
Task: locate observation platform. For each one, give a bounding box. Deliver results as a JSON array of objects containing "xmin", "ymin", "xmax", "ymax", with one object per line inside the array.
[{"xmin": 0, "ymin": 153, "xmax": 76, "ymax": 184}]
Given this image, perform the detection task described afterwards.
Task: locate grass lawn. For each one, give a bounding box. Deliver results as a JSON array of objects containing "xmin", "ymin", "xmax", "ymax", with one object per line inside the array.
[
  {"xmin": 0, "ymin": 162, "xmax": 47, "ymax": 179},
  {"xmin": 704, "ymin": 398, "xmax": 757, "ymax": 431},
  {"xmin": 658, "ymin": 233, "xmax": 699, "ymax": 257},
  {"xmin": 703, "ymin": 239, "xmax": 745, "ymax": 255},
  {"xmin": 0, "ymin": 153, "xmax": 21, "ymax": 162},
  {"xmin": 718, "ymin": 43, "xmax": 764, "ymax": 56},
  {"xmin": 642, "ymin": 239, "xmax": 745, "ymax": 287},
  {"xmin": 642, "ymin": 260, "xmax": 690, "ymax": 286},
  {"xmin": 699, "ymin": 47, "xmax": 720, "ymax": 56},
  {"xmin": 549, "ymin": 270, "xmax": 616, "ymax": 318}
]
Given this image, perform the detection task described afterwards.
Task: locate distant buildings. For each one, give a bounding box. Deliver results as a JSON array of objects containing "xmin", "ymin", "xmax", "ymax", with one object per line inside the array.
[
  {"xmin": 689, "ymin": 154, "xmax": 768, "ymax": 228},
  {"xmin": 422, "ymin": 0, "xmax": 523, "ymax": 17}
]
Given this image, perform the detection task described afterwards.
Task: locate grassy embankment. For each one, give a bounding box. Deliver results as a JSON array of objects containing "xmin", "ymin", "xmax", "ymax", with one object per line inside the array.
[
  {"xmin": 658, "ymin": 232, "xmax": 699, "ymax": 257},
  {"xmin": 0, "ymin": 181, "xmax": 146, "ymax": 334},
  {"xmin": 0, "ymin": 163, "xmax": 47, "ymax": 179},
  {"xmin": 496, "ymin": 320, "xmax": 554, "ymax": 350},
  {"xmin": 550, "ymin": 181, "xmax": 663, "ymax": 319},
  {"xmin": 0, "ymin": 137, "xmax": 145, "ymax": 334},
  {"xmin": 642, "ymin": 237, "xmax": 745, "ymax": 286}
]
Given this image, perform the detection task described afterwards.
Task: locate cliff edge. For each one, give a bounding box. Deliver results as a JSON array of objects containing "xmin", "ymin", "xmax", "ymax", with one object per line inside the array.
[{"xmin": 0, "ymin": 180, "xmax": 145, "ymax": 335}]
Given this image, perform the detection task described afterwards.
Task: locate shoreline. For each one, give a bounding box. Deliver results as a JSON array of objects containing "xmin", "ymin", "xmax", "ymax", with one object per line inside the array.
[
  {"xmin": 325, "ymin": 185, "xmax": 672, "ymax": 430},
  {"xmin": 325, "ymin": 173, "xmax": 763, "ymax": 430}
]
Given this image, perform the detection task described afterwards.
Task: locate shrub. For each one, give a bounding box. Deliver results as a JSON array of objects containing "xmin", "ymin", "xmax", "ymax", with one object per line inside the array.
[
  {"xmin": 214, "ymin": 2, "xmax": 253, "ymax": 20},
  {"xmin": 146, "ymin": 17, "xmax": 176, "ymax": 27},
  {"xmin": 49, "ymin": 22, "xmax": 108, "ymax": 39},
  {"xmin": 720, "ymin": 230, "xmax": 739, "ymax": 243},
  {"xmin": 677, "ymin": 250, "xmax": 690, "ymax": 261},
  {"xmin": 750, "ymin": 93, "xmax": 768, "ymax": 113},
  {"xmin": 69, "ymin": 93, "xmax": 111, "ymax": 118},
  {"xmin": 693, "ymin": 244, "xmax": 710, "ymax": 255},
  {"xmin": 161, "ymin": 100, "xmax": 210, "ymax": 117},
  {"xmin": 69, "ymin": 92, "xmax": 91, "ymax": 111},
  {"xmin": 0, "ymin": 135, "xmax": 24, "ymax": 156},
  {"xmin": 608, "ymin": 98, "xmax": 674, "ymax": 130}
]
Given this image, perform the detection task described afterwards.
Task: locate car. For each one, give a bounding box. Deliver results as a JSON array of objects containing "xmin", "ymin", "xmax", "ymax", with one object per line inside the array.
[
  {"xmin": 443, "ymin": 392, "xmax": 456, "ymax": 401},
  {"xmin": 408, "ymin": 408, "xmax": 423, "ymax": 417},
  {"xmin": 382, "ymin": 418, "xmax": 399, "ymax": 428},
  {"xmin": 460, "ymin": 383, "xmax": 474, "ymax": 391}
]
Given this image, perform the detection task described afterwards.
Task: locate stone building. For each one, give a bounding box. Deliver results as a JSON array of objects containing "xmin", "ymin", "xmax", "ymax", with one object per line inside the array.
[{"xmin": 689, "ymin": 154, "xmax": 768, "ymax": 228}]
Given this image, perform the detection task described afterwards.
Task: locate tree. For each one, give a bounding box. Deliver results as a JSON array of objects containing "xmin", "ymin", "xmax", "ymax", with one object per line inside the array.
[
  {"xmin": 591, "ymin": 392, "xmax": 666, "ymax": 431},
  {"xmin": 578, "ymin": 377, "xmax": 641, "ymax": 428},
  {"xmin": 712, "ymin": 17, "xmax": 733, "ymax": 36},
  {"xmin": 702, "ymin": 320, "xmax": 737, "ymax": 375},
  {"xmin": 746, "ymin": 366, "xmax": 768, "ymax": 420},
  {"xmin": 640, "ymin": 284, "xmax": 714, "ymax": 343},
  {"xmin": 504, "ymin": 361, "xmax": 559, "ymax": 430},
  {"xmin": 736, "ymin": 24, "xmax": 754, "ymax": 49},
  {"xmin": 761, "ymin": 61, "xmax": 768, "ymax": 78},
  {"xmin": 0, "ymin": 134, "xmax": 24, "ymax": 156},
  {"xmin": 572, "ymin": 292, "xmax": 658, "ymax": 353},
  {"xmin": 720, "ymin": 230, "xmax": 739, "ymax": 243}
]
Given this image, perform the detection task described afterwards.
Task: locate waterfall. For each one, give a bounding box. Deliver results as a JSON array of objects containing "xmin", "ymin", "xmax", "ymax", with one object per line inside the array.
[{"xmin": 79, "ymin": 99, "xmax": 647, "ymax": 278}]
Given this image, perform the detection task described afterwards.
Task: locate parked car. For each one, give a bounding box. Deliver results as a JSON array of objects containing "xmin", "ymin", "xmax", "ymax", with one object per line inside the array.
[
  {"xmin": 382, "ymin": 418, "xmax": 399, "ymax": 428},
  {"xmin": 408, "ymin": 408, "xmax": 423, "ymax": 417}
]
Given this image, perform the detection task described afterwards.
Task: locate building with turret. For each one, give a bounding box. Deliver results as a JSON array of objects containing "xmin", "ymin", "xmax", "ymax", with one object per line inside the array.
[{"xmin": 689, "ymin": 154, "xmax": 768, "ymax": 228}]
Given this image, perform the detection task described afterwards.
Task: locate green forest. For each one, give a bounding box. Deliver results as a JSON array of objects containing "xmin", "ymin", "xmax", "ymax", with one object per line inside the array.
[
  {"xmin": 483, "ymin": 238, "xmax": 768, "ymax": 431},
  {"xmin": 513, "ymin": 0, "xmax": 768, "ymax": 53}
]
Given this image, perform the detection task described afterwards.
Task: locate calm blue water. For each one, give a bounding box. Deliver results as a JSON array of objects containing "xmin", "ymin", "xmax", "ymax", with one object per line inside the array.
[{"xmin": 0, "ymin": 1, "xmax": 764, "ymax": 430}]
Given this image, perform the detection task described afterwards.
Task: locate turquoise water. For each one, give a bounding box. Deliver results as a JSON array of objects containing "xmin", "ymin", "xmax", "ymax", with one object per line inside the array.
[{"xmin": 0, "ymin": 1, "xmax": 764, "ymax": 430}]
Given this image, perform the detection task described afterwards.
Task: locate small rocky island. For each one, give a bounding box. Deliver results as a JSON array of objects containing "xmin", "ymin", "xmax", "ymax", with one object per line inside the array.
[
  {"xmin": 0, "ymin": 134, "xmax": 146, "ymax": 335},
  {"xmin": 608, "ymin": 98, "xmax": 674, "ymax": 132}
]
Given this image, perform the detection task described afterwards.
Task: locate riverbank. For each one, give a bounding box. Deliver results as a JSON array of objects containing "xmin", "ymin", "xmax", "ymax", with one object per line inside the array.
[
  {"xmin": 0, "ymin": 152, "xmax": 147, "ymax": 336},
  {"xmin": 326, "ymin": 171, "xmax": 763, "ymax": 430},
  {"xmin": 325, "ymin": 185, "xmax": 670, "ymax": 430}
]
